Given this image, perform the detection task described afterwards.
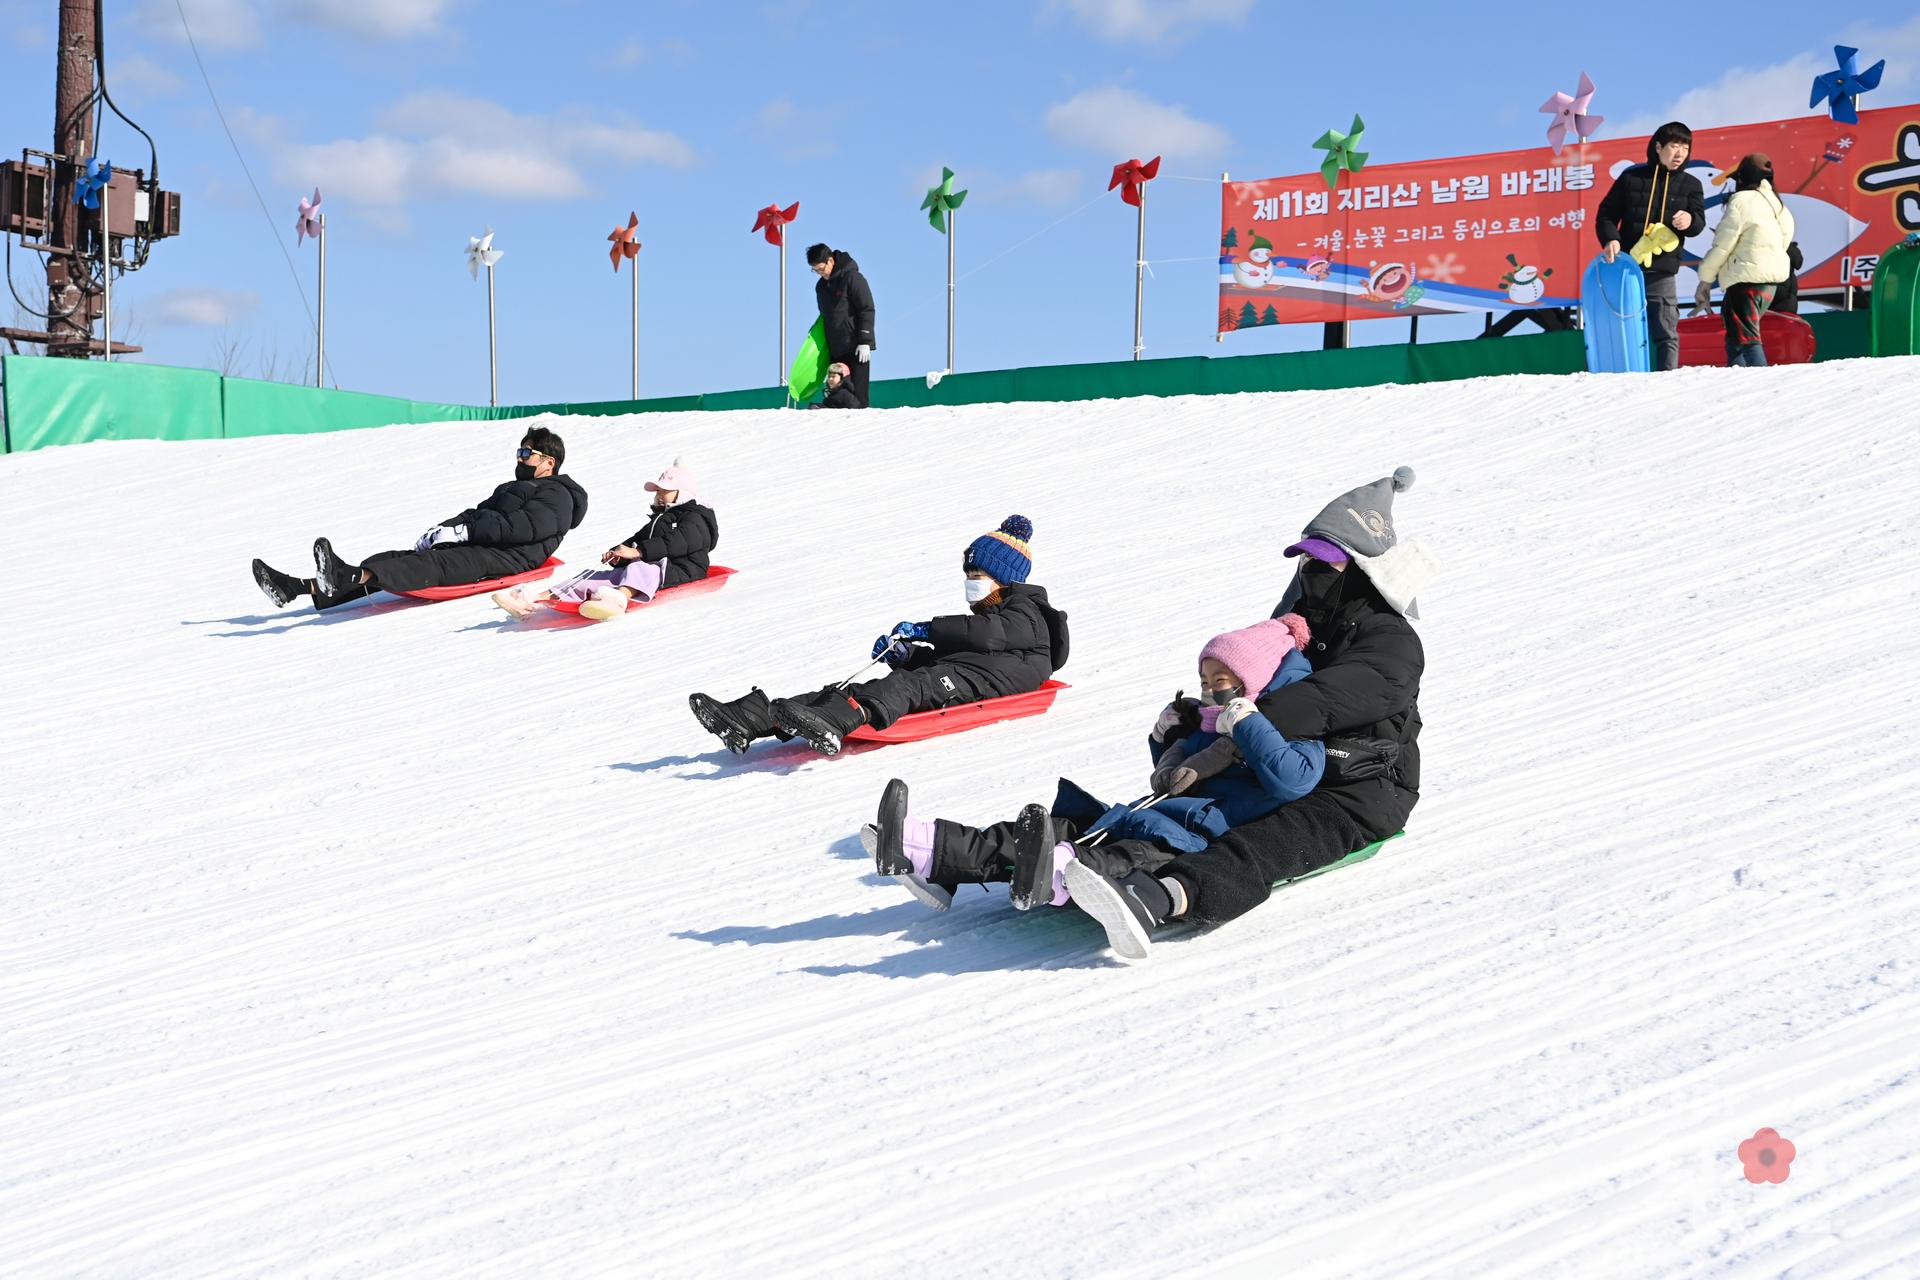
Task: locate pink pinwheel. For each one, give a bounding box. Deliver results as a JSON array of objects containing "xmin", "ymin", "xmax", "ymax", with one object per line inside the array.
[
  {"xmin": 1540, "ymin": 73, "xmax": 1604, "ymax": 155},
  {"xmin": 751, "ymin": 200, "xmax": 800, "ymax": 246},
  {"xmin": 295, "ymin": 188, "xmax": 322, "ymax": 245},
  {"xmin": 1109, "ymin": 156, "xmax": 1161, "ymax": 208}
]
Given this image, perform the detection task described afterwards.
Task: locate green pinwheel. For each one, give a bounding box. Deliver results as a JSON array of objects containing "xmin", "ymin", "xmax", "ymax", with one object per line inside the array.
[
  {"xmin": 920, "ymin": 166, "xmax": 968, "ymax": 232},
  {"xmin": 1312, "ymin": 115, "xmax": 1369, "ymax": 190}
]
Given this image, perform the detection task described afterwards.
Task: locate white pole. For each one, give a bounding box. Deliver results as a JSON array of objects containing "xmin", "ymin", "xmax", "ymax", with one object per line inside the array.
[
  {"xmin": 316, "ymin": 213, "xmax": 327, "ymax": 387},
  {"xmin": 946, "ymin": 210, "xmax": 955, "ymax": 373},
  {"xmin": 100, "ymin": 180, "xmax": 111, "ymax": 361},
  {"xmin": 631, "ymin": 240, "xmax": 640, "ymax": 400},
  {"xmin": 1133, "ymin": 184, "xmax": 1146, "ymax": 361},
  {"xmin": 778, "ymin": 237, "xmax": 787, "ymax": 387},
  {"xmin": 1217, "ymin": 170, "xmax": 1229, "ymax": 343},
  {"xmin": 486, "ymin": 262, "xmax": 498, "ymax": 406}
]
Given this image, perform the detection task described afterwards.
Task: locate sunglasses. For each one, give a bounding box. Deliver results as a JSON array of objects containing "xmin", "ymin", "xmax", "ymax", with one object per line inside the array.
[{"xmin": 516, "ymin": 446, "xmax": 544, "ymax": 461}]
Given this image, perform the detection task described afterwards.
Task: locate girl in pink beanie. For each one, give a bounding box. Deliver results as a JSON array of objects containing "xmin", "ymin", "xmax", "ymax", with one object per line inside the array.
[{"xmin": 1152, "ymin": 614, "xmax": 1313, "ymax": 794}]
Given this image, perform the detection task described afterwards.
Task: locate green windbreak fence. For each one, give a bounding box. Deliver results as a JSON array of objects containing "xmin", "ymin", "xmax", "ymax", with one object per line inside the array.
[{"xmin": 0, "ymin": 308, "xmax": 1883, "ymax": 453}]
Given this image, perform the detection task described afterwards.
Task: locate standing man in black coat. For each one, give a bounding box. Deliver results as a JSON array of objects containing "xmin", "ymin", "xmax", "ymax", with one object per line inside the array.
[
  {"xmin": 1066, "ymin": 469, "xmax": 1435, "ymax": 961},
  {"xmin": 1595, "ymin": 121, "xmax": 1708, "ymax": 372},
  {"xmin": 807, "ymin": 243, "xmax": 875, "ymax": 408},
  {"xmin": 251, "ymin": 425, "xmax": 589, "ymax": 611}
]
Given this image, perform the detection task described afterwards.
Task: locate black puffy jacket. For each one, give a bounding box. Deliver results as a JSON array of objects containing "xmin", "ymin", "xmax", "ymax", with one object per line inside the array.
[
  {"xmin": 445, "ymin": 474, "xmax": 589, "ymax": 565},
  {"xmin": 814, "ymin": 249, "xmax": 876, "ymax": 359},
  {"xmin": 1594, "ymin": 142, "xmax": 1708, "ymax": 279},
  {"xmin": 906, "ymin": 583, "xmax": 1068, "ymax": 697},
  {"xmin": 622, "ymin": 501, "xmax": 718, "ymax": 588},
  {"xmin": 1262, "ymin": 570, "xmax": 1422, "ymax": 837}
]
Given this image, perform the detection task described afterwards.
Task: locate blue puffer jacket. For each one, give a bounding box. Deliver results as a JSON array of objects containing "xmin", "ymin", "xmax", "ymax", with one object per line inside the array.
[{"xmin": 1052, "ymin": 649, "xmax": 1326, "ymax": 854}]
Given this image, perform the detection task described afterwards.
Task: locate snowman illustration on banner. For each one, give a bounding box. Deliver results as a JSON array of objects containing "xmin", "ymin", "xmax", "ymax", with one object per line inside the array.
[
  {"xmin": 1499, "ymin": 254, "xmax": 1553, "ymax": 304},
  {"xmin": 1233, "ymin": 234, "xmax": 1279, "ymax": 287}
]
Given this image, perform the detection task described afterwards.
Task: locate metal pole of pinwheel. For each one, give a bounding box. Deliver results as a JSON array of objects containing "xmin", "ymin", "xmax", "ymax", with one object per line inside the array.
[
  {"xmin": 609, "ymin": 212, "xmax": 642, "ymax": 399},
  {"xmin": 466, "ymin": 228, "xmax": 504, "ymax": 405},
  {"xmin": 296, "ymin": 190, "xmax": 324, "ymax": 386},
  {"xmin": 1110, "ymin": 157, "xmax": 1160, "ymax": 361},
  {"xmin": 922, "ymin": 168, "xmax": 967, "ymax": 373}
]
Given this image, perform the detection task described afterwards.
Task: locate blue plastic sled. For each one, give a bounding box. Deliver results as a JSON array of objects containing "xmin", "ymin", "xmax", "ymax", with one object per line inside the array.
[{"xmin": 1581, "ymin": 255, "xmax": 1651, "ymax": 373}]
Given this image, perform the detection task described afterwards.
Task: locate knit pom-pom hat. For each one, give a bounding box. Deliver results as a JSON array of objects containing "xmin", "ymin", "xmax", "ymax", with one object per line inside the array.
[
  {"xmin": 645, "ymin": 456, "xmax": 696, "ymax": 503},
  {"xmin": 963, "ymin": 515, "xmax": 1034, "ymax": 585},
  {"xmin": 1197, "ymin": 613, "xmax": 1311, "ymax": 699}
]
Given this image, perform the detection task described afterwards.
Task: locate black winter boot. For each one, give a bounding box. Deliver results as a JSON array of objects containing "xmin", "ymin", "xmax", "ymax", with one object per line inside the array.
[
  {"xmin": 873, "ymin": 778, "xmax": 913, "ymax": 875},
  {"xmin": 312, "ymin": 537, "xmax": 360, "ymax": 598},
  {"xmin": 770, "ymin": 690, "xmax": 868, "ymax": 756},
  {"xmin": 688, "ymin": 688, "xmax": 776, "ymax": 755},
  {"xmin": 1008, "ymin": 804, "xmax": 1056, "ymax": 911},
  {"xmin": 252, "ymin": 559, "xmax": 307, "ymax": 608}
]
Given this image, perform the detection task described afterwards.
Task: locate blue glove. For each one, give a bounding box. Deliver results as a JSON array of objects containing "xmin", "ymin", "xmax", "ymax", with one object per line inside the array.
[
  {"xmin": 871, "ymin": 634, "xmax": 912, "ymax": 665},
  {"xmin": 892, "ymin": 621, "xmax": 930, "ymax": 642}
]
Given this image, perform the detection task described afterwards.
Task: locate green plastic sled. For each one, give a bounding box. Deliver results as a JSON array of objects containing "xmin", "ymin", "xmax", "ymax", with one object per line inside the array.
[{"xmin": 1274, "ymin": 830, "xmax": 1403, "ymax": 889}]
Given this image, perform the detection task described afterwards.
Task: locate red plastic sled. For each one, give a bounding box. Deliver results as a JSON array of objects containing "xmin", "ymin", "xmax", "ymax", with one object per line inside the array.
[
  {"xmin": 545, "ymin": 565, "xmax": 737, "ymax": 615},
  {"xmin": 1677, "ymin": 309, "xmax": 1815, "ymax": 368},
  {"xmin": 390, "ymin": 557, "xmax": 563, "ymax": 601},
  {"xmin": 847, "ymin": 680, "xmax": 1069, "ymax": 745}
]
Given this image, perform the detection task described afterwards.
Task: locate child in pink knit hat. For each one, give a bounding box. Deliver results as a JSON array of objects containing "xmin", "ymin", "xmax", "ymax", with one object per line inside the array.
[
  {"xmin": 1152, "ymin": 613, "xmax": 1313, "ymax": 794},
  {"xmin": 495, "ymin": 457, "xmax": 717, "ymax": 621}
]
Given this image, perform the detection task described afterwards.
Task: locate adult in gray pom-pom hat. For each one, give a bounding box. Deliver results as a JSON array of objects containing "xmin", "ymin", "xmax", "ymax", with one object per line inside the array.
[{"xmin": 1066, "ymin": 467, "xmax": 1439, "ymax": 961}]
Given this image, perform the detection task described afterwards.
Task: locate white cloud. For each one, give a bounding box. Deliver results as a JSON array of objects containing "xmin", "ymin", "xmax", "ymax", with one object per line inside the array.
[
  {"xmin": 747, "ymin": 97, "xmax": 839, "ymax": 161},
  {"xmin": 293, "ymin": 0, "xmax": 455, "ymax": 39},
  {"xmin": 973, "ymin": 168, "xmax": 1085, "ymax": 208},
  {"xmin": 109, "ymin": 53, "xmax": 185, "ymax": 97},
  {"xmin": 1044, "ymin": 85, "xmax": 1229, "ymax": 161},
  {"xmin": 1606, "ymin": 16, "xmax": 1920, "ymax": 139},
  {"xmin": 604, "ymin": 36, "xmax": 693, "ymax": 67},
  {"xmin": 1048, "ymin": 0, "xmax": 1254, "ymax": 43},
  {"xmin": 148, "ymin": 286, "xmax": 259, "ymax": 327},
  {"xmin": 133, "ymin": 0, "xmax": 263, "ymax": 50},
  {"xmin": 262, "ymin": 91, "xmax": 696, "ymax": 210}
]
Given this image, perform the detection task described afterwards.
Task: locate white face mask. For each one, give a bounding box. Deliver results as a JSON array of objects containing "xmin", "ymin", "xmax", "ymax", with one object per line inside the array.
[{"xmin": 964, "ymin": 576, "xmax": 997, "ymax": 604}]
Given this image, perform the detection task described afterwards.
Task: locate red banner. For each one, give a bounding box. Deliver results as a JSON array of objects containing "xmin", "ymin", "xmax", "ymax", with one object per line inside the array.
[{"xmin": 1218, "ymin": 104, "xmax": 1920, "ymax": 332}]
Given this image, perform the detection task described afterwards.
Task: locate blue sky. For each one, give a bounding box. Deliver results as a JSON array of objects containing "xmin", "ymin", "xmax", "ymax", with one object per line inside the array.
[{"xmin": 4, "ymin": 0, "xmax": 1918, "ymax": 404}]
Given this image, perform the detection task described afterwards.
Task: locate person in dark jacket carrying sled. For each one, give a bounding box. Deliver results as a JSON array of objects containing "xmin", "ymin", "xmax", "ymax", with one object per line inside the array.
[
  {"xmin": 494, "ymin": 458, "xmax": 716, "ymax": 621},
  {"xmin": 867, "ymin": 614, "xmax": 1325, "ymax": 916},
  {"xmin": 251, "ymin": 425, "xmax": 589, "ymax": 611},
  {"xmin": 1594, "ymin": 121, "xmax": 1707, "ymax": 372},
  {"xmin": 689, "ymin": 515, "xmax": 1067, "ymax": 758}
]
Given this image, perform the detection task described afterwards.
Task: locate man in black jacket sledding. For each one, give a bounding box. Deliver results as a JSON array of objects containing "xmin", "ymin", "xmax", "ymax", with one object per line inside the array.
[
  {"xmin": 1066, "ymin": 470, "xmax": 1434, "ymax": 961},
  {"xmin": 689, "ymin": 516, "xmax": 1068, "ymax": 758},
  {"xmin": 808, "ymin": 244, "xmax": 876, "ymax": 409},
  {"xmin": 251, "ymin": 425, "xmax": 589, "ymax": 611}
]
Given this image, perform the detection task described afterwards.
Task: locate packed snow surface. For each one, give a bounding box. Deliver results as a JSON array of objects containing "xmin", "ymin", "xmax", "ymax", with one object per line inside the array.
[{"xmin": 4, "ymin": 359, "xmax": 1918, "ymax": 1278}]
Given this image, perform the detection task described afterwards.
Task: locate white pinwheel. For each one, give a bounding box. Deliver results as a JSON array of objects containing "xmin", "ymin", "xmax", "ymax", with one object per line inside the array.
[{"xmin": 466, "ymin": 227, "xmax": 503, "ymax": 280}]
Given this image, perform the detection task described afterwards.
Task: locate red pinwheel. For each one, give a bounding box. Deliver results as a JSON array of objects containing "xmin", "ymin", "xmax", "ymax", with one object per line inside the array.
[
  {"xmin": 751, "ymin": 201, "xmax": 800, "ymax": 246},
  {"xmin": 608, "ymin": 211, "xmax": 641, "ymax": 272},
  {"xmin": 1109, "ymin": 156, "xmax": 1162, "ymax": 208}
]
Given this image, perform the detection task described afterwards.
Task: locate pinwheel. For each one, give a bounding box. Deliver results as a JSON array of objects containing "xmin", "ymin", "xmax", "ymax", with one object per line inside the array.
[
  {"xmin": 753, "ymin": 201, "xmax": 801, "ymax": 389},
  {"xmin": 1539, "ymin": 73, "xmax": 1603, "ymax": 155},
  {"xmin": 921, "ymin": 167, "xmax": 968, "ymax": 372},
  {"xmin": 1110, "ymin": 156, "xmax": 1163, "ymax": 361},
  {"xmin": 467, "ymin": 227, "xmax": 504, "ymax": 405},
  {"xmin": 73, "ymin": 156, "xmax": 111, "ymax": 209},
  {"xmin": 1811, "ymin": 46, "xmax": 1884, "ymax": 126},
  {"xmin": 607, "ymin": 212, "xmax": 643, "ymax": 398},
  {"xmin": 920, "ymin": 166, "xmax": 968, "ymax": 233},
  {"xmin": 751, "ymin": 200, "xmax": 800, "ymax": 246},
  {"xmin": 1109, "ymin": 156, "xmax": 1161, "ymax": 208},
  {"xmin": 1312, "ymin": 116, "xmax": 1368, "ymax": 190},
  {"xmin": 295, "ymin": 188, "xmax": 323, "ymax": 244},
  {"xmin": 296, "ymin": 188, "xmax": 327, "ymax": 386}
]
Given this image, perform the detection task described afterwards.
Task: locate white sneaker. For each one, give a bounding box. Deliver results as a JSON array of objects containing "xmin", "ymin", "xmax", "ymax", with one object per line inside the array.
[
  {"xmin": 492, "ymin": 587, "xmax": 535, "ymax": 618},
  {"xmin": 579, "ymin": 586, "xmax": 630, "ymax": 621}
]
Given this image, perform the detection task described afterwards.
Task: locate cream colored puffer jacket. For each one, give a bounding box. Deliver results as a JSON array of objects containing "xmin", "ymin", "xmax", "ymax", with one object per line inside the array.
[{"xmin": 1697, "ymin": 182, "xmax": 1796, "ymax": 288}]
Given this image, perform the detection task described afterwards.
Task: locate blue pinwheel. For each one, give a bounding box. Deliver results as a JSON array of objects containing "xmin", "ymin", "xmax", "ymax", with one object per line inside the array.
[
  {"xmin": 1810, "ymin": 46, "xmax": 1884, "ymax": 125},
  {"xmin": 73, "ymin": 156, "xmax": 111, "ymax": 209}
]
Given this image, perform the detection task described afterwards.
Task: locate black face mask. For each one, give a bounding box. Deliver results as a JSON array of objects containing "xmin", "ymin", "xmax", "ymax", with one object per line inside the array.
[
  {"xmin": 514, "ymin": 463, "xmax": 537, "ymax": 482},
  {"xmin": 1296, "ymin": 560, "xmax": 1347, "ymax": 610},
  {"xmin": 1209, "ymin": 686, "xmax": 1244, "ymax": 706}
]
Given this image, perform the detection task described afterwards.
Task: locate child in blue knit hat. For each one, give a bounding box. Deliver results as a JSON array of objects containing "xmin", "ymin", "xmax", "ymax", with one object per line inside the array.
[{"xmin": 689, "ymin": 515, "xmax": 1069, "ymax": 757}]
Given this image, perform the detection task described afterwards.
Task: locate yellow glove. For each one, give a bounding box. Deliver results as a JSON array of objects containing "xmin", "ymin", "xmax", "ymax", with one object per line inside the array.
[{"xmin": 1627, "ymin": 223, "xmax": 1680, "ymax": 269}]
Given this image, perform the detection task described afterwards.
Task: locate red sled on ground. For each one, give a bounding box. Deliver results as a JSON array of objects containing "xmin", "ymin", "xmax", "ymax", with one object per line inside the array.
[
  {"xmin": 390, "ymin": 557, "xmax": 563, "ymax": 601},
  {"xmin": 545, "ymin": 565, "xmax": 737, "ymax": 616},
  {"xmin": 848, "ymin": 680, "xmax": 1070, "ymax": 745},
  {"xmin": 1677, "ymin": 309, "xmax": 1815, "ymax": 368}
]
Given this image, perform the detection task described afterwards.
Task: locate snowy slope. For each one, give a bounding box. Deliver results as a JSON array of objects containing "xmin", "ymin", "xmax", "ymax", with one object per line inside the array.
[{"xmin": 3, "ymin": 360, "xmax": 1918, "ymax": 1279}]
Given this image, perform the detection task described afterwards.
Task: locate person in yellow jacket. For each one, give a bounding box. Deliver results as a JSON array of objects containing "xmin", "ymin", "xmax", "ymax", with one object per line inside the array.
[{"xmin": 1695, "ymin": 154, "xmax": 1797, "ymax": 367}]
